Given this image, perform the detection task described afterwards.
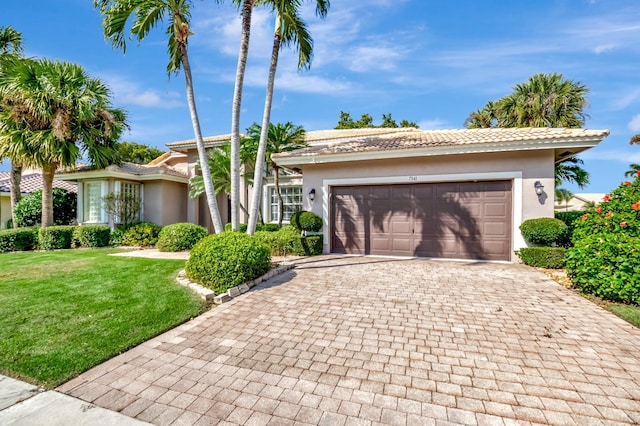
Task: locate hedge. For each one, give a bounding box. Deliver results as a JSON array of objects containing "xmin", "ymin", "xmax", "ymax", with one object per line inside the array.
[
  {"xmin": 156, "ymin": 222, "xmax": 208, "ymax": 252},
  {"xmin": 519, "ymin": 217, "xmax": 568, "ymax": 246},
  {"xmin": 0, "ymin": 228, "xmax": 38, "ymax": 253},
  {"xmin": 38, "ymin": 226, "xmax": 74, "ymax": 250},
  {"xmin": 72, "ymin": 225, "xmax": 111, "ymax": 248},
  {"xmin": 515, "ymin": 247, "xmax": 565, "ymax": 269}
]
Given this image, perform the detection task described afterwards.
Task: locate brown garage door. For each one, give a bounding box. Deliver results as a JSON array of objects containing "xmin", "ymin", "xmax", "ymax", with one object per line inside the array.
[{"xmin": 330, "ymin": 181, "xmax": 512, "ymax": 261}]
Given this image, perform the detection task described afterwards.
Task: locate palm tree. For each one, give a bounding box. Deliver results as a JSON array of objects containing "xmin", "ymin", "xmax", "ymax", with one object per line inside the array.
[
  {"xmin": 625, "ymin": 163, "xmax": 640, "ymax": 178},
  {"xmin": 189, "ymin": 142, "xmax": 256, "ymax": 216},
  {"xmin": 247, "ymin": 0, "xmax": 329, "ymax": 234},
  {"xmin": 247, "ymin": 122, "xmax": 307, "ymax": 226},
  {"xmin": 0, "ymin": 58, "xmax": 126, "ymax": 227},
  {"xmin": 0, "ymin": 26, "xmax": 24, "ymax": 228},
  {"xmin": 229, "ymin": 0, "xmax": 255, "ymax": 231},
  {"xmin": 554, "ymin": 188, "xmax": 573, "ymax": 212},
  {"xmin": 466, "ymin": 73, "xmax": 591, "ymax": 190},
  {"xmin": 95, "ymin": 0, "xmax": 224, "ymax": 234},
  {"xmin": 554, "ymin": 156, "xmax": 589, "ymax": 189}
]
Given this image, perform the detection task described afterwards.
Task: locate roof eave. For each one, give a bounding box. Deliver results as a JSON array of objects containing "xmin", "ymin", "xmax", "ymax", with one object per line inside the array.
[
  {"xmin": 272, "ymin": 136, "xmax": 606, "ymax": 168},
  {"xmin": 56, "ymin": 170, "xmax": 188, "ymax": 184}
]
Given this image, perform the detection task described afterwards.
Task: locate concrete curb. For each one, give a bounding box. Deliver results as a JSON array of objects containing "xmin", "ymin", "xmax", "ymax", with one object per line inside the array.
[{"xmin": 176, "ymin": 263, "xmax": 296, "ymax": 305}]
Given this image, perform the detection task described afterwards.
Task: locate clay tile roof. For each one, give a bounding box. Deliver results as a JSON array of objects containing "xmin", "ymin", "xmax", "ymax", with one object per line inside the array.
[
  {"xmin": 273, "ymin": 127, "xmax": 610, "ymax": 159},
  {"xmin": 67, "ymin": 162, "xmax": 188, "ymax": 178},
  {"xmin": 0, "ymin": 173, "xmax": 77, "ymax": 194},
  {"xmin": 166, "ymin": 134, "xmax": 233, "ymax": 150}
]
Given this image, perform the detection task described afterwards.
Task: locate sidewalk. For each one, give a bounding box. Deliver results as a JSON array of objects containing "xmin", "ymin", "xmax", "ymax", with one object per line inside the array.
[{"xmin": 0, "ymin": 374, "xmax": 147, "ymax": 425}]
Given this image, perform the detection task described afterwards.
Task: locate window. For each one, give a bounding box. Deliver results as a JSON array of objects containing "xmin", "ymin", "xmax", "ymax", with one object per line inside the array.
[
  {"xmin": 270, "ymin": 186, "xmax": 302, "ymax": 222},
  {"xmin": 117, "ymin": 182, "xmax": 141, "ymax": 224},
  {"xmin": 83, "ymin": 181, "xmax": 104, "ymax": 223}
]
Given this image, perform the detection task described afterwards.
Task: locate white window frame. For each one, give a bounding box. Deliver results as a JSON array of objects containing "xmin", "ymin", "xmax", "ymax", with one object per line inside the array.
[
  {"xmin": 83, "ymin": 180, "xmax": 108, "ymax": 223},
  {"xmin": 263, "ymin": 184, "xmax": 303, "ymax": 223}
]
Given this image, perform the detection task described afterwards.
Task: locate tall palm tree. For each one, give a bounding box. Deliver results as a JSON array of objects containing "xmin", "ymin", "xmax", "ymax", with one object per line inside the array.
[
  {"xmin": 0, "ymin": 26, "xmax": 24, "ymax": 228},
  {"xmin": 247, "ymin": 0, "xmax": 329, "ymax": 234},
  {"xmin": 95, "ymin": 0, "xmax": 224, "ymax": 234},
  {"xmin": 188, "ymin": 142, "xmax": 256, "ymax": 216},
  {"xmin": 466, "ymin": 72, "xmax": 591, "ymax": 190},
  {"xmin": 247, "ymin": 122, "xmax": 307, "ymax": 226},
  {"xmin": 229, "ymin": 0, "xmax": 255, "ymax": 231},
  {"xmin": 625, "ymin": 163, "xmax": 640, "ymax": 178},
  {"xmin": 0, "ymin": 58, "xmax": 126, "ymax": 227},
  {"xmin": 554, "ymin": 156, "xmax": 589, "ymax": 189}
]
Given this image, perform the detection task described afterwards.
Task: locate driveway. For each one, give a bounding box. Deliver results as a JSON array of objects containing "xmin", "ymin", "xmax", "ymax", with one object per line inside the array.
[{"xmin": 58, "ymin": 255, "xmax": 640, "ymax": 425}]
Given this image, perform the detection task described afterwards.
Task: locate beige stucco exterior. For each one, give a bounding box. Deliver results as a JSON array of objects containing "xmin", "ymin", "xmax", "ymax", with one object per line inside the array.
[
  {"xmin": 297, "ymin": 150, "xmax": 555, "ymax": 260},
  {"xmin": 142, "ymin": 180, "xmax": 189, "ymax": 226},
  {"xmin": 0, "ymin": 195, "xmax": 10, "ymax": 229}
]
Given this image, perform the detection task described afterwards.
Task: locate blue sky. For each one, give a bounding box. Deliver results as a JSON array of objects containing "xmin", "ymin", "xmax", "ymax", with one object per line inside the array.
[{"xmin": 2, "ymin": 0, "xmax": 639, "ymax": 193}]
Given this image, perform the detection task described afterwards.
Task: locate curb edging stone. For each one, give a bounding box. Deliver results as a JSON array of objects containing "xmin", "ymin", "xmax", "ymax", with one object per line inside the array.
[{"xmin": 176, "ymin": 263, "xmax": 296, "ymax": 305}]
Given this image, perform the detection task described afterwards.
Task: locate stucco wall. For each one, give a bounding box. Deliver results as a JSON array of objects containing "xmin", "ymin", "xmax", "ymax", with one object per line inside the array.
[
  {"xmin": 143, "ymin": 181, "xmax": 189, "ymax": 226},
  {"xmin": 298, "ymin": 150, "xmax": 555, "ymax": 259}
]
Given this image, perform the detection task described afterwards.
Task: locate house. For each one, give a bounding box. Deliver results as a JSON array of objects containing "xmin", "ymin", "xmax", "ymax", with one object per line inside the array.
[
  {"xmin": 57, "ymin": 127, "xmax": 609, "ymax": 262},
  {"xmin": 0, "ymin": 171, "xmax": 77, "ymax": 229},
  {"xmin": 554, "ymin": 193, "xmax": 605, "ymax": 212}
]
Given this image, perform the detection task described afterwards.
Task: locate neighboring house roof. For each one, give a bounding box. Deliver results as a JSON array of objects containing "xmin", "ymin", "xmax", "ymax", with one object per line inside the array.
[
  {"xmin": 554, "ymin": 193, "xmax": 605, "ymax": 211},
  {"xmin": 56, "ymin": 162, "xmax": 188, "ymax": 183},
  {"xmin": 165, "ymin": 127, "xmax": 418, "ymax": 151},
  {"xmin": 0, "ymin": 172, "xmax": 9, "ymax": 180},
  {"xmin": 0, "ymin": 173, "xmax": 77, "ymax": 194},
  {"xmin": 272, "ymin": 127, "xmax": 610, "ymax": 167}
]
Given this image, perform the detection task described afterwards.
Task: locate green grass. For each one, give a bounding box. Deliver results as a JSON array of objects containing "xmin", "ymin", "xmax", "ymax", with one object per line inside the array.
[
  {"xmin": 0, "ymin": 249, "xmax": 205, "ymax": 388},
  {"xmin": 582, "ymin": 295, "xmax": 640, "ymax": 328}
]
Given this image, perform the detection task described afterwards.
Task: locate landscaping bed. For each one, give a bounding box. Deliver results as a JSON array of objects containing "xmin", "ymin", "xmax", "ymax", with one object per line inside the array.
[{"xmin": 0, "ymin": 248, "xmax": 205, "ymax": 388}]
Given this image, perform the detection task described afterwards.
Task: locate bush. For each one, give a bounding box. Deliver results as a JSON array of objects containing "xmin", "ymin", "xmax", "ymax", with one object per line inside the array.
[
  {"xmin": 72, "ymin": 225, "xmax": 111, "ymax": 248},
  {"xmin": 515, "ymin": 247, "xmax": 565, "ymax": 268},
  {"xmin": 566, "ymin": 177, "xmax": 640, "ymax": 304},
  {"xmin": 14, "ymin": 188, "xmax": 77, "ymax": 227},
  {"xmin": 519, "ymin": 217, "xmax": 568, "ymax": 246},
  {"xmin": 185, "ymin": 232, "xmax": 271, "ymax": 293},
  {"xmin": 555, "ymin": 211, "xmax": 584, "ymax": 245},
  {"xmin": 120, "ymin": 222, "xmax": 162, "ymax": 247},
  {"xmin": 291, "ymin": 211, "xmax": 323, "ymax": 232},
  {"xmin": 156, "ymin": 222, "xmax": 208, "ymax": 252},
  {"xmin": 223, "ymin": 223, "xmax": 280, "ymax": 233},
  {"xmin": 38, "ymin": 226, "xmax": 74, "ymax": 250},
  {"xmin": 0, "ymin": 228, "xmax": 38, "ymax": 253},
  {"xmin": 254, "ymin": 225, "xmax": 323, "ymax": 256},
  {"xmin": 109, "ymin": 223, "xmax": 132, "ymax": 245}
]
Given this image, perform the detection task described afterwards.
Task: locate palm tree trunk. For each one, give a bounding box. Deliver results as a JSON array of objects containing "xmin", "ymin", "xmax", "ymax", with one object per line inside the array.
[
  {"xmin": 179, "ymin": 45, "xmax": 224, "ymax": 234},
  {"xmin": 273, "ymin": 163, "xmax": 284, "ymax": 227},
  {"xmin": 9, "ymin": 163, "xmax": 22, "ymax": 228},
  {"xmin": 247, "ymin": 17, "xmax": 282, "ymax": 235},
  {"xmin": 230, "ymin": 0, "xmax": 254, "ymax": 231},
  {"xmin": 41, "ymin": 164, "xmax": 56, "ymax": 227}
]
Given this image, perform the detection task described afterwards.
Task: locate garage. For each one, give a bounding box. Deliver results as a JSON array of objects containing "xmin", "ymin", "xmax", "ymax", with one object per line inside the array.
[{"xmin": 330, "ymin": 180, "xmax": 512, "ymax": 261}]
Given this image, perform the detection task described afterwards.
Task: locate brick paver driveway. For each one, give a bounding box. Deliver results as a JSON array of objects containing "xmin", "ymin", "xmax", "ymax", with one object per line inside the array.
[{"xmin": 59, "ymin": 255, "xmax": 640, "ymax": 425}]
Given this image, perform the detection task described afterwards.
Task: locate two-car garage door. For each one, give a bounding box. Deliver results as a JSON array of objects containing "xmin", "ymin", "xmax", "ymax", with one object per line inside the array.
[{"xmin": 330, "ymin": 180, "xmax": 512, "ymax": 261}]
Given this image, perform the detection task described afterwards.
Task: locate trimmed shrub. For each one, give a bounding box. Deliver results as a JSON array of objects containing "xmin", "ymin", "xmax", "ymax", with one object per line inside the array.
[
  {"xmin": 291, "ymin": 211, "xmax": 322, "ymax": 232},
  {"xmin": 121, "ymin": 222, "xmax": 162, "ymax": 247},
  {"xmin": 223, "ymin": 223, "xmax": 280, "ymax": 233},
  {"xmin": 519, "ymin": 218, "xmax": 568, "ymax": 246},
  {"xmin": 156, "ymin": 222, "xmax": 208, "ymax": 252},
  {"xmin": 566, "ymin": 177, "xmax": 640, "ymax": 304},
  {"xmin": 555, "ymin": 211, "xmax": 584, "ymax": 245},
  {"xmin": 14, "ymin": 188, "xmax": 77, "ymax": 227},
  {"xmin": 0, "ymin": 228, "xmax": 38, "ymax": 253},
  {"xmin": 109, "ymin": 223, "xmax": 133, "ymax": 245},
  {"xmin": 72, "ymin": 225, "xmax": 111, "ymax": 248},
  {"xmin": 185, "ymin": 232, "xmax": 271, "ymax": 293},
  {"xmin": 254, "ymin": 225, "xmax": 323, "ymax": 256},
  {"xmin": 38, "ymin": 226, "xmax": 74, "ymax": 250},
  {"xmin": 515, "ymin": 247, "xmax": 565, "ymax": 268}
]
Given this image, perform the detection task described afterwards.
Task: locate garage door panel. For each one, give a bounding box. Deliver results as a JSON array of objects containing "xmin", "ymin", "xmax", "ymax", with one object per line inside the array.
[{"xmin": 331, "ymin": 180, "xmax": 512, "ymax": 260}]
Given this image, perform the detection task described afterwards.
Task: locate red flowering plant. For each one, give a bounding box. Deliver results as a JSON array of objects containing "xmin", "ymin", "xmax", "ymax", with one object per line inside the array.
[{"xmin": 566, "ymin": 175, "xmax": 640, "ymax": 304}]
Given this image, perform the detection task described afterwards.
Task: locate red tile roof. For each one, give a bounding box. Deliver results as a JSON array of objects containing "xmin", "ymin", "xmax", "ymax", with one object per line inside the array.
[{"xmin": 0, "ymin": 174, "xmax": 77, "ymax": 194}]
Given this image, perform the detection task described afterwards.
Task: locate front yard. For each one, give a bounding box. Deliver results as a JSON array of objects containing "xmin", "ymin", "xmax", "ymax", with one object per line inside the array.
[{"xmin": 0, "ymin": 249, "xmax": 205, "ymax": 388}]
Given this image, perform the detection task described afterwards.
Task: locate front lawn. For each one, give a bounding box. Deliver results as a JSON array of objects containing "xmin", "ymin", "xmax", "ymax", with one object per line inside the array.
[{"xmin": 0, "ymin": 249, "xmax": 205, "ymax": 388}]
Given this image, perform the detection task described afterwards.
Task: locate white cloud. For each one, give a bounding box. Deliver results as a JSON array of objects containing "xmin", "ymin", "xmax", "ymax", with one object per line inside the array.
[
  {"xmin": 418, "ymin": 119, "xmax": 448, "ymax": 130},
  {"xmin": 593, "ymin": 44, "xmax": 616, "ymax": 54},
  {"xmin": 628, "ymin": 114, "xmax": 640, "ymax": 132},
  {"xmin": 581, "ymin": 149, "xmax": 640, "ymax": 163}
]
